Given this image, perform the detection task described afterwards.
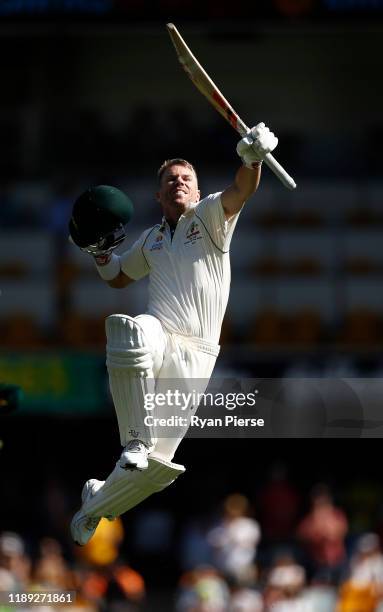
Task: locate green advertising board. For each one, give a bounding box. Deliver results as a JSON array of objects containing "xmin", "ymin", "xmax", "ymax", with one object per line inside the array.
[{"xmin": 0, "ymin": 352, "xmax": 108, "ymax": 414}]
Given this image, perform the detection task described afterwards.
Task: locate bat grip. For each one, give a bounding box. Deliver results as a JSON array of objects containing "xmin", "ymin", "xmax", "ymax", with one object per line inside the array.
[{"xmin": 263, "ymin": 152, "xmax": 297, "ymax": 190}]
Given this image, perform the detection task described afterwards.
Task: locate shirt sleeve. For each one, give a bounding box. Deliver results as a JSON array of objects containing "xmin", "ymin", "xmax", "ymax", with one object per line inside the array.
[
  {"xmin": 194, "ymin": 192, "xmax": 241, "ymax": 253},
  {"xmin": 119, "ymin": 228, "xmax": 152, "ymax": 280}
]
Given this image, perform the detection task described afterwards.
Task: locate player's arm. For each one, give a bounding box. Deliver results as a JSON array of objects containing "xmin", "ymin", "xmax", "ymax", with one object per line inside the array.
[
  {"xmin": 68, "ymin": 238, "xmax": 134, "ymax": 287},
  {"xmin": 221, "ymin": 123, "xmax": 278, "ymax": 218},
  {"xmin": 91, "ymin": 251, "xmax": 135, "ymax": 288},
  {"xmin": 94, "ymin": 232, "xmax": 150, "ymax": 288},
  {"xmin": 72, "ymin": 236, "xmax": 147, "ymax": 289},
  {"xmin": 221, "ymin": 165, "xmax": 262, "ymax": 218}
]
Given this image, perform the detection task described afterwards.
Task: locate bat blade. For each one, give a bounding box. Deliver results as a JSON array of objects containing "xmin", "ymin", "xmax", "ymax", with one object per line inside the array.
[
  {"xmin": 166, "ymin": 23, "xmax": 296, "ymax": 190},
  {"xmin": 166, "ymin": 23, "xmax": 247, "ymax": 136}
]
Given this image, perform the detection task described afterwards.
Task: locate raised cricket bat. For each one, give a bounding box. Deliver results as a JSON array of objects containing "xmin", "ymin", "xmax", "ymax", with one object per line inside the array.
[{"xmin": 166, "ymin": 23, "xmax": 296, "ymax": 190}]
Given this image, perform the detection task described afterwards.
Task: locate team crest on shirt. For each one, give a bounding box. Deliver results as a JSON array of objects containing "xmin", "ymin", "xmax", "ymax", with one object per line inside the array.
[
  {"xmin": 150, "ymin": 232, "xmax": 164, "ymax": 251},
  {"xmin": 184, "ymin": 221, "xmax": 202, "ymax": 245}
]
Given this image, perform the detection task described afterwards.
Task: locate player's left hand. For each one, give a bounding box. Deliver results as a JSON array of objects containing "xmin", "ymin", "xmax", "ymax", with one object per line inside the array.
[{"xmin": 236, "ymin": 122, "xmax": 278, "ymax": 168}]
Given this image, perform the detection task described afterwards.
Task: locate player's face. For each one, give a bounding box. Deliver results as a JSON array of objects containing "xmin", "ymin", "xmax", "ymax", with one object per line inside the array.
[{"xmin": 157, "ymin": 164, "xmax": 200, "ymax": 223}]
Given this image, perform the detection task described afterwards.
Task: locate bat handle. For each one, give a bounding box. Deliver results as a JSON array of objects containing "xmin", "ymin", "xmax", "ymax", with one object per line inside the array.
[{"xmin": 263, "ymin": 152, "xmax": 297, "ymax": 190}]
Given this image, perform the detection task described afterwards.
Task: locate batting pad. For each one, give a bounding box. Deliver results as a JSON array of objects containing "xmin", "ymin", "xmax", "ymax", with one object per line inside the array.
[
  {"xmin": 82, "ymin": 456, "xmax": 185, "ymax": 519},
  {"xmin": 106, "ymin": 314, "xmax": 157, "ymax": 449}
]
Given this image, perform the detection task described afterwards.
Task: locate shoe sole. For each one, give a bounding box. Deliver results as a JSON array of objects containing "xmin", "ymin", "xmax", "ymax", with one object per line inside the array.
[
  {"xmin": 71, "ymin": 510, "xmax": 101, "ymax": 547},
  {"xmin": 71, "ymin": 511, "xmax": 85, "ymax": 546},
  {"xmin": 72, "ymin": 480, "xmax": 101, "ymax": 546}
]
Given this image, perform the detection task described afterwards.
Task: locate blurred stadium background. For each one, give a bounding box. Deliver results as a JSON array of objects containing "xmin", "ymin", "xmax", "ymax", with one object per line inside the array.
[{"xmin": 1, "ymin": 1, "xmax": 383, "ymax": 610}]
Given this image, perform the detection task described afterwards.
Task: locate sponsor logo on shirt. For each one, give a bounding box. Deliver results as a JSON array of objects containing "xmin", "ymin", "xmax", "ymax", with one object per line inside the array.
[
  {"xmin": 184, "ymin": 221, "xmax": 202, "ymax": 246},
  {"xmin": 150, "ymin": 232, "xmax": 164, "ymax": 251}
]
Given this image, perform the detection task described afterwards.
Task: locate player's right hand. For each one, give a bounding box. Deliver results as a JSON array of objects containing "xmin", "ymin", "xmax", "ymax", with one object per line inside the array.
[
  {"xmin": 236, "ymin": 122, "xmax": 278, "ymax": 168},
  {"xmin": 68, "ymin": 235, "xmax": 118, "ymax": 266},
  {"xmin": 79, "ymin": 241, "xmax": 116, "ymax": 266}
]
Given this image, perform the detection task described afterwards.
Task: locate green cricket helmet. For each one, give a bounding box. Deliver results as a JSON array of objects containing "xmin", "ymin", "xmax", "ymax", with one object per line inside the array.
[{"xmin": 69, "ymin": 185, "xmax": 134, "ymax": 252}]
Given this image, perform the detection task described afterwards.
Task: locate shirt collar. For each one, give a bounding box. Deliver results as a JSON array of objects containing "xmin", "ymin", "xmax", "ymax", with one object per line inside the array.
[{"xmin": 160, "ymin": 201, "xmax": 198, "ymax": 230}]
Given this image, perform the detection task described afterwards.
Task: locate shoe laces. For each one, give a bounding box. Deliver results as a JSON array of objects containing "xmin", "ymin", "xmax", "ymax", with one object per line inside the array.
[{"xmin": 126, "ymin": 439, "xmax": 145, "ymax": 452}]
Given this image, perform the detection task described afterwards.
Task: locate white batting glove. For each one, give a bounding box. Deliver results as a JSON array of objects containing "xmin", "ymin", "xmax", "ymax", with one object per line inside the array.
[{"xmin": 236, "ymin": 122, "xmax": 278, "ymax": 169}]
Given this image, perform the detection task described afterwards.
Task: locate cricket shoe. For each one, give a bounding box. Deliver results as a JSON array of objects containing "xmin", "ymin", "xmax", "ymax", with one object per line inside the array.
[
  {"xmin": 119, "ymin": 440, "xmax": 149, "ymax": 471},
  {"xmin": 71, "ymin": 478, "xmax": 104, "ymax": 546}
]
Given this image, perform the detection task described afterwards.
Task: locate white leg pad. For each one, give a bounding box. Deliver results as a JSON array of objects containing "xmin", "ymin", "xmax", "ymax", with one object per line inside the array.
[
  {"xmin": 106, "ymin": 314, "xmax": 157, "ymax": 449},
  {"xmin": 81, "ymin": 456, "xmax": 185, "ymax": 520}
]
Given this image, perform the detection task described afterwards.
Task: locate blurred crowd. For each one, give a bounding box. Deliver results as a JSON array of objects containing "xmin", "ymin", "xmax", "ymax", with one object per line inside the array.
[
  {"xmin": 0, "ymin": 520, "xmax": 145, "ymax": 612},
  {"xmin": 1, "ymin": 466, "xmax": 383, "ymax": 611},
  {"xmin": 176, "ymin": 483, "xmax": 383, "ymax": 612}
]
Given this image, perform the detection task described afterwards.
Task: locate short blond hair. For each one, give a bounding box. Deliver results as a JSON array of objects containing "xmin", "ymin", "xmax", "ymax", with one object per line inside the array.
[{"xmin": 157, "ymin": 158, "xmax": 198, "ymax": 184}]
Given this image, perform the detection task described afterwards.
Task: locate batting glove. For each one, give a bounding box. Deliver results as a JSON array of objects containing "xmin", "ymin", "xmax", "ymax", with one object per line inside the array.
[
  {"xmin": 68, "ymin": 238, "xmax": 115, "ymax": 267},
  {"xmin": 81, "ymin": 242, "xmax": 118, "ymax": 267},
  {"xmin": 236, "ymin": 122, "xmax": 278, "ymax": 169},
  {"xmin": 80, "ymin": 240, "xmax": 121, "ymax": 280}
]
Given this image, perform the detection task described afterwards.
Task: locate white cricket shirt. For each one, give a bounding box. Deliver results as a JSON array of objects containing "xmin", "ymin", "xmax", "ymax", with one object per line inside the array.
[{"xmin": 120, "ymin": 192, "xmax": 240, "ymax": 344}]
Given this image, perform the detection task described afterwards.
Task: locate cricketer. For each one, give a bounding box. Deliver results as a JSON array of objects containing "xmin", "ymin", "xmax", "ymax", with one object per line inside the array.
[{"xmin": 69, "ymin": 123, "xmax": 277, "ymax": 545}]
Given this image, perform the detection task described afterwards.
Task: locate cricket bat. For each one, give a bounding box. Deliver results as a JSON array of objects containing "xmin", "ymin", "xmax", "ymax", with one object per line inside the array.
[{"xmin": 166, "ymin": 23, "xmax": 296, "ymax": 190}]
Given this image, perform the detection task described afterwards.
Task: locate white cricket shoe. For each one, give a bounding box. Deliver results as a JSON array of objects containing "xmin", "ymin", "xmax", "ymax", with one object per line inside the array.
[
  {"xmin": 119, "ymin": 440, "xmax": 149, "ymax": 471},
  {"xmin": 71, "ymin": 478, "xmax": 104, "ymax": 546}
]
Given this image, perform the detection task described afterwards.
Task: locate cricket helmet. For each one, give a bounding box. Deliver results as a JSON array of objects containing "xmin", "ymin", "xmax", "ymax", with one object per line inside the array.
[{"xmin": 69, "ymin": 185, "xmax": 134, "ymax": 251}]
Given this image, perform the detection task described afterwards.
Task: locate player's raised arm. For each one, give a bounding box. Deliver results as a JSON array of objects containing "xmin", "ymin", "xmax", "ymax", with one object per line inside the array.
[
  {"xmin": 221, "ymin": 123, "xmax": 278, "ymax": 218},
  {"xmin": 68, "ymin": 185, "xmax": 136, "ymax": 288}
]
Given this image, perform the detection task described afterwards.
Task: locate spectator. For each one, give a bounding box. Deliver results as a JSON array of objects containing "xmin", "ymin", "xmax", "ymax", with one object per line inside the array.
[
  {"xmin": 0, "ymin": 531, "xmax": 32, "ymax": 590},
  {"xmin": 296, "ymin": 484, "xmax": 348, "ymax": 585},
  {"xmin": 33, "ymin": 537, "xmax": 75, "ymax": 590},
  {"xmin": 227, "ymin": 566, "xmax": 263, "ymax": 612},
  {"xmin": 176, "ymin": 565, "xmax": 231, "ymax": 612},
  {"xmin": 229, "ymin": 586, "xmax": 263, "ymax": 612},
  {"xmin": 207, "ymin": 494, "xmax": 261, "ymax": 581},
  {"xmin": 337, "ymin": 532, "xmax": 383, "ymax": 612},
  {"xmin": 350, "ymin": 532, "xmax": 383, "ymax": 590},
  {"xmin": 256, "ymin": 463, "xmax": 301, "ymax": 552},
  {"xmin": 263, "ymin": 559, "xmax": 308, "ymax": 611}
]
